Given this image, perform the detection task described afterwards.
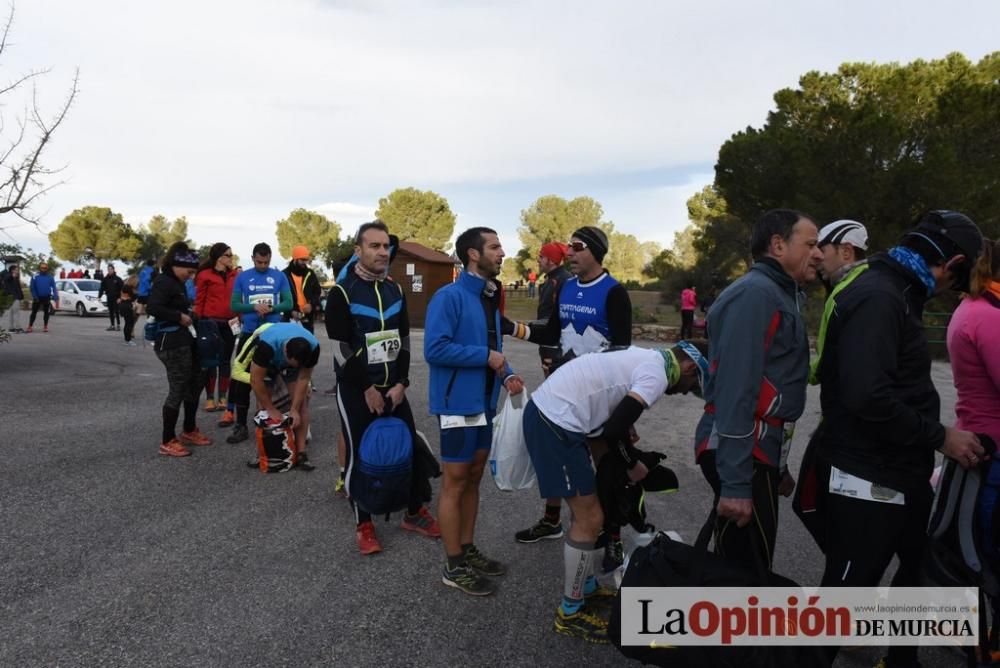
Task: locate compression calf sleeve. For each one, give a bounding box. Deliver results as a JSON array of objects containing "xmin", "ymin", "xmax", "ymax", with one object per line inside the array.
[{"xmin": 563, "ymin": 538, "xmax": 595, "ymax": 613}]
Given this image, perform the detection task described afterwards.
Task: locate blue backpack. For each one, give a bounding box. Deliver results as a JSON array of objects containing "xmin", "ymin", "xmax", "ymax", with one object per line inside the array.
[{"xmin": 350, "ymin": 417, "xmax": 413, "ymax": 516}]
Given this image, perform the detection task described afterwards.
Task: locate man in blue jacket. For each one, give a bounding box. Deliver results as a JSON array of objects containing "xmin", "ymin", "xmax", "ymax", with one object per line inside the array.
[
  {"xmin": 136, "ymin": 259, "xmax": 157, "ymax": 316},
  {"xmin": 27, "ymin": 262, "xmax": 59, "ymax": 333},
  {"xmin": 425, "ymin": 227, "xmax": 524, "ymax": 596}
]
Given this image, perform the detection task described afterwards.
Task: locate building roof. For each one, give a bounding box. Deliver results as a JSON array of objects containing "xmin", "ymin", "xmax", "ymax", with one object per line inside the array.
[{"xmin": 396, "ymin": 241, "xmax": 457, "ymax": 265}]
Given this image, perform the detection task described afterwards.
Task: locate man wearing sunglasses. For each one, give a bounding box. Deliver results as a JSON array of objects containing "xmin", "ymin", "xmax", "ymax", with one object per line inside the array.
[{"xmin": 504, "ymin": 226, "xmax": 633, "ymax": 571}]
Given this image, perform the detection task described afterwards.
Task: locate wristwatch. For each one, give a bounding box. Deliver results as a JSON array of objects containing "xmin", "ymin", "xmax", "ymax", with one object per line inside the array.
[{"xmin": 399, "ymin": 378, "xmax": 410, "ymax": 388}]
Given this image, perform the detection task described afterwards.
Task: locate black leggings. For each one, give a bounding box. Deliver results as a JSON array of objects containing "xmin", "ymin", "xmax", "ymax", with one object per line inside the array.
[
  {"xmin": 29, "ymin": 299, "xmax": 52, "ymax": 327},
  {"xmin": 120, "ymin": 303, "xmax": 136, "ymax": 341},
  {"xmin": 155, "ymin": 344, "xmax": 205, "ymax": 442},
  {"xmin": 820, "ymin": 484, "xmax": 932, "ymax": 667},
  {"xmin": 228, "ymin": 332, "xmax": 253, "ymax": 425},
  {"xmin": 107, "ymin": 297, "xmax": 121, "ymax": 327},
  {"xmin": 699, "ymin": 450, "xmax": 780, "ymax": 571},
  {"xmin": 680, "ymin": 309, "xmax": 694, "ymax": 339},
  {"xmin": 336, "ymin": 379, "xmax": 423, "ymax": 524}
]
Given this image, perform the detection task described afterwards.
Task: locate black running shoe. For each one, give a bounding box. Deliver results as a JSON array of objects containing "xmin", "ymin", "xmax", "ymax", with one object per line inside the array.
[
  {"xmin": 554, "ymin": 605, "xmax": 609, "ymax": 644},
  {"xmin": 515, "ymin": 518, "xmax": 564, "ymax": 543},
  {"xmin": 442, "ymin": 564, "xmax": 494, "ymax": 596},
  {"xmin": 226, "ymin": 424, "xmax": 249, "ymax": 444},
  {"xmin": 464, "ymin": 545, "xmax": 506, "ymax": 576},
  {"xmin": 295, "ymin": 452, "xmax": 315, "ymax": 471}
]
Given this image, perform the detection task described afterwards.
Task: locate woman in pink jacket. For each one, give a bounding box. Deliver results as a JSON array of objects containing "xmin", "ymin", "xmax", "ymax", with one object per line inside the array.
[
  {"xmin": 947, "ymin": 238, "xmax": 1000, "ymax": 451},
  {"xmin": 947, "ymin": 239, "xmax": 1000, "ymax": 661}
]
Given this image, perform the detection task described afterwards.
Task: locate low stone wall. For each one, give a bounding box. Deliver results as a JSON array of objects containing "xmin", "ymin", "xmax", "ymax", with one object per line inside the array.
[
  {"xmin": 633, "ymin": 323, "xmax": 818, "ymax": 350},
  {"xmin": 632, "ymin": 324, "xmax": 690, "ymax": 342}
]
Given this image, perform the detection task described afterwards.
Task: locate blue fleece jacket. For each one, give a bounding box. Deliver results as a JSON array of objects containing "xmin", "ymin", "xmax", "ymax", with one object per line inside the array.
[
  {"xmin": 29, "ymin": 273, "xmax": 57, "ymax": 301},
  {"xmin": 425, "ymin": 270, "xmax": 513, "ymax": 416},
  {"xmin": 138, "ymin": 266, "xmax": 155, "ymax": 297}
]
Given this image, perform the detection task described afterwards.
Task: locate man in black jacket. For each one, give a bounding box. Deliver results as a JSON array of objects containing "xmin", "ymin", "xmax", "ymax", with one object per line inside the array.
[
  {"xmin": 815, "ymin": 211, "xmax": 985, "ymax": 668},
  {"xmin": 1, "ymin": 263, "xmax": 25, "ymax": 332},
  {"xmin": 98, "ymin": 265, "xmax": 125, "ymax": 331},
  {"xmin": 282, "ymin": 245, "xmax": 322, "ymax": 333},
  {"xmin": 534, "ymin": 241, "xmax": 571, "ymax": 367}
]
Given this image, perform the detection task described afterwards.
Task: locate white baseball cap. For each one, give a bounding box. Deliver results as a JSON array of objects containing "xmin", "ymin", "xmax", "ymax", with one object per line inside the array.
[{"xmin": 818, "ymin": 219, "xmax": 869, "ymax": 251}]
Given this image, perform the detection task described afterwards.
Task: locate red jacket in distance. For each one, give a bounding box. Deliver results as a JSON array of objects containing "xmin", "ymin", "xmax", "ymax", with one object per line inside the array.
[{"xmin": 194, "ymin": 267, "xmax": 237, "ymax": 320}]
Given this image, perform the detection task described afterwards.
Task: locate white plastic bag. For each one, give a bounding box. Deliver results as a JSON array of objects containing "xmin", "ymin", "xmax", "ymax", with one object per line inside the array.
[{"xmin": 488, "ymin": 387, "xmax": 536, "ymax": 491}]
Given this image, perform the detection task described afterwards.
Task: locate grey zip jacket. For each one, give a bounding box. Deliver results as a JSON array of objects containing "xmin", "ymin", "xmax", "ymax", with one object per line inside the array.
[{"xmin": 696, "ymin": 258, "xmax": 811, "ymax": 499}]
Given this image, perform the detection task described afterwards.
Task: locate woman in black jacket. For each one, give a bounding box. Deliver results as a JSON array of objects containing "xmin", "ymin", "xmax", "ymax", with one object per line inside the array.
[{"xmin": 147, "ymin": 242, "xmax": 212, "ymax": 457}]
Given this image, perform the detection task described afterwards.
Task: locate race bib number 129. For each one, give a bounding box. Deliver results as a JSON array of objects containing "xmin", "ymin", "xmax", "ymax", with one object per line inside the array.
[{"xmin": 366, "ymin": 329, "xmax": 401, "ymax": 364}]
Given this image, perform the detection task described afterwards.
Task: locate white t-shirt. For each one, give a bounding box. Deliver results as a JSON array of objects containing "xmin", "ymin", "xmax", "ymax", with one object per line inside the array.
[{"xmin": 531, "ymin": 347, "xmax": 669, "ymax": 435}]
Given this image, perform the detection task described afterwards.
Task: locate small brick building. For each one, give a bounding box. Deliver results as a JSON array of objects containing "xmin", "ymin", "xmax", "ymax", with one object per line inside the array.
[{"xmin": 388, "ymin": 241, "xmax": 458, "ymax": 328}]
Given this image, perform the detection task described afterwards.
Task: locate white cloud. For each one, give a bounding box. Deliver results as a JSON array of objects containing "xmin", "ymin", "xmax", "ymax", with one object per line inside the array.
[{"xmin": 3, "ymin": 0, "xmax": 999, "ymax": 258}]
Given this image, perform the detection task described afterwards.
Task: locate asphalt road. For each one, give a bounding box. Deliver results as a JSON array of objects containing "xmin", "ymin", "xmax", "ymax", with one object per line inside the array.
[{"xmin": 0, "ymin": 313, "xmax": 966, "ymax": 667}]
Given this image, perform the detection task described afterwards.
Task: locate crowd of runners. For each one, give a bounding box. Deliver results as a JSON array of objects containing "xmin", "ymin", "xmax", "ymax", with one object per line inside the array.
[{"xmin": 4, "ymin": 207, "xmax": 999, "ymax": 668}]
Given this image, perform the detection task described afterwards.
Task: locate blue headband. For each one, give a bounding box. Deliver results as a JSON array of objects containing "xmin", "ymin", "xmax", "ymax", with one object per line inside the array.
[{"xmin": 676, "ymin": 340, "xmax": 709, "ymax": 397}]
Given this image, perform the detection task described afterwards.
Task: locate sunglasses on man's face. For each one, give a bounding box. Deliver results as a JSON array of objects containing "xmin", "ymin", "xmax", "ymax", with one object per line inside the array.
[{"xmin": 567, "ymin": 241, "xmax": 588, "ymax": 253}]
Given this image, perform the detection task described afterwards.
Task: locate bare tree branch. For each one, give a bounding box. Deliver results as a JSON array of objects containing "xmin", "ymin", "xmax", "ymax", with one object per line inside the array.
[
  {"xmin": 0, "ymin": 3, "xmax": 14, "ymax": 61},
  {"xmin": 0, "ymin": 3, "xmax": 78, "ymax": 224},
  {"xmin": 0, "ymin": 68, "xmax": 79, "ymax": 217},
  {"xmin": 0, "ymin": 68, "xmax": 49, "ymax": 98}
]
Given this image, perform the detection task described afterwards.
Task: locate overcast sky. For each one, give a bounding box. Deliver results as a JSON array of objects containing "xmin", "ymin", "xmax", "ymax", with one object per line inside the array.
[{"xmin": 4, "ymin": 0, "xmax": 999, "ymax": 265}]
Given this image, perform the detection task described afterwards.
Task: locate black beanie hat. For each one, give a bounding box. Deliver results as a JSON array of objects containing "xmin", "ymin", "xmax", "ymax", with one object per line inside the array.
[{"xmin": 572, "ymin": 226, "xmax": 609, "ymax": 263}]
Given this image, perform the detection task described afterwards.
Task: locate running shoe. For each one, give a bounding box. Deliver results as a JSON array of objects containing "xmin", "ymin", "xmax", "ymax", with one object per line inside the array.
[
  {"xmin": 25, "ymin": 326, "xmax": 32, "ymax": 333},
  {"xmin": 179, "ymin": 429, "xmax": 212, "ymax": 446},
  {"xmin": 356, "ymin": 521, "xmax": 382, "ymax": 555},
  {"xmin": 464, "ymin": 545, "xmax": 506, "ymax": 576},
  {"xmin": 585, "ymin": 585, "xmax": 619, "ymax": 613},
  {"xmin": 334, "ymin": 476, "xmax": 347, "ymax": 498},
  {"xmin": 226, "ymin": 424, "xmax": 249, "ymax": 444},
  {"xmin": 159, "ymin": 439, "xmax": 192, "ymax": 458},
  {"xmin": 402, "ymin": 507, "xmax": 441, "ymax": 538},
  {"xmin": 123, "ymin": 340, "xmax": 137, "ymax": 346},
  {"xmin": 515, "ymin": 518, "xmax": 564, "ymax": 543},
  {"xmin": 217, "ymin": 410, "xmax": 235, "ymax": 428},
  {"xmin": 554, "ymin": 606, "xmax": 609, "ymax": 644},
  {"xmin": 602, "ymin": 538, "xmax": 625, "ymax": 573},
  {"xmin": 204, "ymin": 399, "xmax": 218, "ymax": 412},
  {"xmin": 295, "ymin": 451, "xmax": 315, "ymax": 471},
  {"xmin": 442, "ymin": 564, "xmax": 494, "ymax": 596},
  {"xmin": 106, "ymin": 325, "xmax": 116, "ymax": 331},
  {"xmin": 43, "ymin": 326, "xmax": 49, "ymax": 333}
]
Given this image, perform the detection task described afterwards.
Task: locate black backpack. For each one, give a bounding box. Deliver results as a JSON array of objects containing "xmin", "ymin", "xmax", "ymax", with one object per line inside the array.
[
  {"xmin": 923, "ymin": 435, "xmax": 999, "ymax": 667},
  {"xmin": 608, "ymin": 510, "xmax": 825, "ymax": 667},
  {"xmin": 252, "ymin": 413, "xmax": 298, "ymax": 473}
]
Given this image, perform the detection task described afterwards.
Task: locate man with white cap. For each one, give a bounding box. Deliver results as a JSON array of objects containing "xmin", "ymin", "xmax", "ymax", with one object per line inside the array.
[
  {"xmin": 794, "ymin": 219, "xmax": 871, "ymax": 547},
  {"xmin": 817, "ymin": 219, "xmax": 869, "ymax": 286},
  {"xmin": 812, "ymin": 219, "xmax": 870, "ymax": 383}
]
